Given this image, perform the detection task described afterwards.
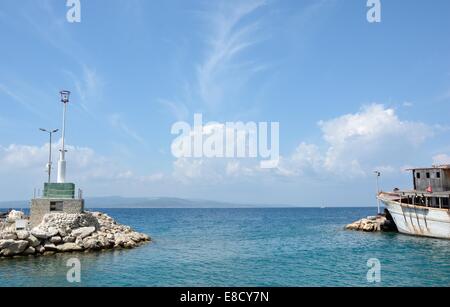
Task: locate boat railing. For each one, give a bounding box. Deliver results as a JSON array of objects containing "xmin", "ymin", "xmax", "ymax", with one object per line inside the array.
[{"xmin": 381, "ymin": 191, "xmax": 450, "ymax": 210}]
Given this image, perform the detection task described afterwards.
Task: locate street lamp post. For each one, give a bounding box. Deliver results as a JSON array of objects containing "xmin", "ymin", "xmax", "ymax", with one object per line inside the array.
[
  {"xmin": 374, "ymin": 171, "xmax": 381, "ymax": 214},
  {"xmin": 57, "ymin": 90, "xmax": 70, "ymax": 183},
  {"xmin": 39, "ymin": 128, "xmax": 59, "ymax": 183}
]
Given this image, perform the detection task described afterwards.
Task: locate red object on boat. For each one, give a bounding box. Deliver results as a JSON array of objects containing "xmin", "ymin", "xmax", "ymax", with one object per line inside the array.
[{"xmin": 427, "ymin": 185, "xmax": 433, "ymax": 193}]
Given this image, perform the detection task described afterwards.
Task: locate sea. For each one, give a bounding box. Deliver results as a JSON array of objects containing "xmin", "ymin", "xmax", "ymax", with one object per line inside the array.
[{"xmin": 0, "ymin": 207, "xmax": 449, "ymax": 287}]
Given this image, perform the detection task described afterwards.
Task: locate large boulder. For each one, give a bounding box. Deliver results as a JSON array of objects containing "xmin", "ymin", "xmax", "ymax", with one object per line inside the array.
[
  {"xmin": 1, "ymin": 233, "xmax": 18, "ymax": 240},
  {"xmin": 63, "ymin": 235, "xmax": 76, "ymax": 243},
  {"xmin": 49, "ymin": 236, "xmax": 62, "ymax": 244},
  {"xmin": 362, "ymin": 223, "xmax": 375, "ymax": 232},
  {"xmin": 124, "ymin": 240, "xmax": 137, "ymax": 249},
  {"xmin": 43, "ymin": 243, "xmax": 57, "ymax": 251},
  {"xmin": 56, "ymin": 243, "xmax": 83, "ymax": 252},
  {"xmin": 96, "ymin": 236, "xmax": 113, "ymax": 249},
  {"xmin": 35, "ymin": 245, "xmax": 45, "ymax": 254},
  {"xmin": 0, "ymin": 240, "xmax": 29, "ymax": 256},
  {"xmin": 58, "ymin": 228, "xmax": 70, "ymax": 237},
  {"xmin": 6, "ymin": 210, "xmax": 24, "ymax": 222},
  {"xmin": 0, "ymin": 239, "xmax": 10, "ymax": 249},
  {"xmin": 72, "ymin": 227, "xmax": 96, "ymax": 239},
  {"xmin": 31, "ymin": 227, "xmax": 59, "ymax": 239},
  {"xmin": 129, "ymin": 233, "xmax": 142, "ymax": 243},
  {"xmin": 114, "ymin": 234, "xmax": 130, "ymax": 247},
  {"xmin": 16, "ymin": 230, "xmax": 30, "ymax": 240},
  {"xmin": 23, "ymin": 246, "xmax": 35, "ymax": 255},
  {"xmin": 26, "ymin": 234, "xmax": 41, "ymax": 247}
]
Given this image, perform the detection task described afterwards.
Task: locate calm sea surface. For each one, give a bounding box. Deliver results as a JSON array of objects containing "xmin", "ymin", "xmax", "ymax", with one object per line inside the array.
[{"xmin": 0, "ymin": 207, "xmax": 449, "ymax": 287}]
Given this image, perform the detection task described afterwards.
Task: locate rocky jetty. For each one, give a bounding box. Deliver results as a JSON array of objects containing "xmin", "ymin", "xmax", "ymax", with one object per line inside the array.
[
  {"xmin": 0, "ymin": 210, "xmax": 150, "ymax": 258},
  {"xmin": 345, "ymin": 212, "xmax": 397, "ymax": 233}
]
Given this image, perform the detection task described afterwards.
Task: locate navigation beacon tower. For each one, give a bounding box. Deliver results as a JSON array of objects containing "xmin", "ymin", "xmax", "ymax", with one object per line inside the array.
[{"xmin": 30, "ymin": 90, "xmax": 85, "ymax": 227}]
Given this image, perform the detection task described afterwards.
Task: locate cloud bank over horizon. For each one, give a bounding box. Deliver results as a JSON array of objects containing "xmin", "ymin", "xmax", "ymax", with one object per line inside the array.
[{"xmin": 0, "ymin": 103, "xmax": 446, "ymax": 205}]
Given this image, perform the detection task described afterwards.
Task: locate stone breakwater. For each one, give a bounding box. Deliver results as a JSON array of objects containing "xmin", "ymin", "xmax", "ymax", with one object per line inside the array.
[
  {"xmin": 345, "ymin": 213, "xmax": 397, "ymax": 233},
  {"xmin": 0, "ymin": 210, "xmax": 150, "ymax": 258}
]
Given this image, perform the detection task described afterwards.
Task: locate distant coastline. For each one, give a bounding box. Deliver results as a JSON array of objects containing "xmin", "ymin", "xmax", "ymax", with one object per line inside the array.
[{"xmin": 0, "ymin": 196, "xmax": 377, "ymax": 209}]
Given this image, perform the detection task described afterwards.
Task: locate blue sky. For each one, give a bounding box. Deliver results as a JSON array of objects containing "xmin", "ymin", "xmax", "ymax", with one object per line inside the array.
[{"xmin": 0, "ymin": 0, "xmax": 449, "ymax": 205}]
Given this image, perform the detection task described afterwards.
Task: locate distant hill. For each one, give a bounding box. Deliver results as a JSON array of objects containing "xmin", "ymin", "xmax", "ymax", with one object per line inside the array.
[
  {"xmin": 83, "ymin": 196, "xmax": 255, "ymax": 208},
  {"xmin": 0, "ymin": 196, "xmax": 294, "ymax": 209}
]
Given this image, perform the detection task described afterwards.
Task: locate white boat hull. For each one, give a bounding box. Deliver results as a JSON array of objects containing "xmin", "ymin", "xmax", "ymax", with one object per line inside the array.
[{"xmin": 380, "ymin": 197, "xmax": 450, "ymax": 239}]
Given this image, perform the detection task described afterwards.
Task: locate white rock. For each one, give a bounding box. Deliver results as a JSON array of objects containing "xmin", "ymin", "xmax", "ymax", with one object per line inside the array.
[
  {"xmin": 1, "ymin": 233, "xmax": 18, "ymax": 240},
  {"xmin": 58, "ymin": 228, "xmax": 68, "ymax": 237},
  {"xmin": 30, "ymin": 229, "xmax": 48, "ymax": 239},
  {"xmin": 82, "ymin": 238, "xmax": 100, "ymax": 250},
  {"xmin": 130, "ymin": 233, "xmax": 142, "ymax": 243},
  {"xmin": 6, "ymin": 210, "xmax": 24, "ymax": 222},
  {"xmin": 27, "ymin": 235, "xmax": 41, "ymax": 247},
  {"xmin": 49, "ymin": 236, "xmax": 62, "ymax": 244},
  {"xmin": 16, "ymin": 230, "xmax": 30, "ymax": 240},
  {"xmin": 23, "ymin": 246, "xmax": 35, "ymax": 255},
  {"xmin": 31, "ymin": 227, "xmax": 58, "ymax": 239},
  {"xmin": 0, "ymin": 240, "xmax": 28, "ymax": 256},
  {"xmin": 63, "ymin": 236, "xmax": 76, "ymax": 243},
  {"xmin": 0, "ymin": 239, "xmax": 11, "ymax": 249},
  {"xmin": 124, "ymin": 240, "xmax": 137, "ymax": 248},
  {"xmin": 72, "ymin": 226, "xmax": 96, "ymax": 239},
  {"xmin": 56, "ymin": 243, "xmax": 83, "ymax": 252}
]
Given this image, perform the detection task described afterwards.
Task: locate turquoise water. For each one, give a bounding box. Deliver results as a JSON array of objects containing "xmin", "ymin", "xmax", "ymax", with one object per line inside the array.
[{"xmin": 1, "ymin": 208, "xmax": 449, "ymax": 287}]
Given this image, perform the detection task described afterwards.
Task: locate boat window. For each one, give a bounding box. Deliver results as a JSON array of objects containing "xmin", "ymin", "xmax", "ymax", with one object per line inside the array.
[
  {"xmin": 426, "ymin": 172, "xmax": 430, "ymax": 179},
  {"xmin": 416, "ymin": 172, "xmax": 420, "ymax": 179},
  {"xmin": 436, "ymin": 172, "xmax": 441, "ymax": 179}
]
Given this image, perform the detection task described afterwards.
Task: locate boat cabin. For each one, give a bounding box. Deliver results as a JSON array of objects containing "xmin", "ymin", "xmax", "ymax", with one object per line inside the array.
[
  {"xmin": 410, "ymin": 165, "xmax": 450, "ymax": 192},
  {"xmin": 397, "ymin": 165, "xmax": 450, "ymax": 209}
]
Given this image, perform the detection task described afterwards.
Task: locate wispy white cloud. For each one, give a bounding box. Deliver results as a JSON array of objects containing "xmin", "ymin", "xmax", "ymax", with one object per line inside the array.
[
  {"xmin": 158, "ymin": 98, "xmax": 189, "ymax": 121},
  {"xmin": 0, "ymin": 83, "xmax": 46, "ymax": 118},
  {"xmin": 159, "ymin": 0, "xmax": 269, "ymax": 120},
  {"xmin": 3, "ymin": 1, "xmax": 103, "ymax": 120},
  {"xmin": 108, "ymin": 113, "xmax": 146, "ymax": 146},
  {"xmin": 21, "ymin": 0, "xmax": 88, "ymax": 64},
  {"xmin": 196, "ymin": 0, "xmax": 267, "ymax": 109},
  {"xmin": 64, "ymin": 65, "xmax": 104, "ymax": 114}
]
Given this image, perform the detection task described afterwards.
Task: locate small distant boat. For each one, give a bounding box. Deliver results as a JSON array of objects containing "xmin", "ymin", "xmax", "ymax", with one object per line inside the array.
[{"xmin": 378, "ymin": 165, "xmax": 450, "ymax": 239}]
